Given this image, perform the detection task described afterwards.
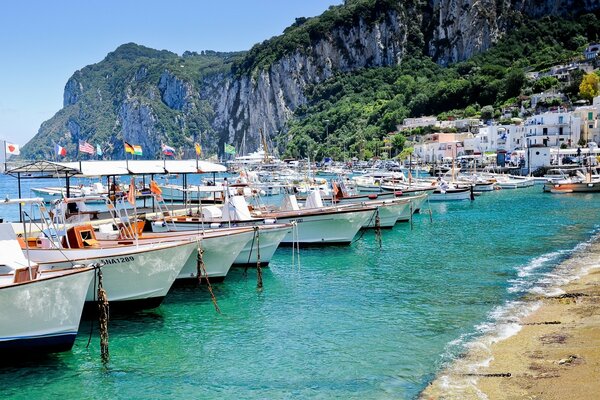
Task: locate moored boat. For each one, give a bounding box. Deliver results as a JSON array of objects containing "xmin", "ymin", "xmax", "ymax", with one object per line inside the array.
[{"xmin": 0, "ymin": 223, "xmax": 95, "ymax": 354}]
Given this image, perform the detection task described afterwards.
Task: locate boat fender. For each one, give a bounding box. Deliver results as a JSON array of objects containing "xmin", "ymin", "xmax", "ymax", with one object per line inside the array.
[
  {"xmin": 368, "ymin": 194, "xmax": 378, "ymax": 200},
  {"xmin": 394, "ymin": 191, "xmax": 403, "ymax": 196},
  {"xmin": 152, "ymin": 221, "xmax": 166, "ymax": 228},
  {"xmin": 264, "ymin": 218, "xmax": 277, "ymax": 224},
  {"xmin": 210, "ymin": 222, "xmax": 221, "ymax": 229}
]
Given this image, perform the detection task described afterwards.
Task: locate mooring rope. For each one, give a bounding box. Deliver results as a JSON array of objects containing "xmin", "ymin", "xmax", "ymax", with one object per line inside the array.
[
  {"xmin": 427, "ymin": 195, "xmax": 433, "ymax": 223},
  {"xmin": 196, "ymin": 238, "xmax": 221, "ymax": 313},
  {"xmin": 351, "ymin": 208, "xmax": 377, "ymax": 245},
  {"xmin": 96, "ymin": 265, "xmax": 110, "ymax": 364},
  {"xmin": 291, "ymin": 221, "xmax": 301, "ymax": 270},
  {"xmin": 374, "ymin": 207, "xmax": 382, "ymax": 249},
  {"xmin": 243, "ymin": 229, "xmax": 257, "ymax": 277},
  {"xmin": 255, "ymin": 226, "xmax": 263, "ymax": 290}
]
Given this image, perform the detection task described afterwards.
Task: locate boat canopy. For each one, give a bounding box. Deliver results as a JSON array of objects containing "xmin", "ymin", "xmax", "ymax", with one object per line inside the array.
[
  {"xmin": 0, "ymin": 223, "xmax": 31, "ymax": 269},
  {"xmin": 5, "ymin": 159, "xmax": 226, "ymax": 178}
]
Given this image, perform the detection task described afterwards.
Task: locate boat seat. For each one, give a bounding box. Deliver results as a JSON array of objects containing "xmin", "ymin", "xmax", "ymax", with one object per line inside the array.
[{"xmin": 13, "ymin": 265, "xmax": 39, "ymax": 284}]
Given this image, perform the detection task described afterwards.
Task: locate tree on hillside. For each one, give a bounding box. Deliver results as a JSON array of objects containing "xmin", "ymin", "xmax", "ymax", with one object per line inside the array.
[
  {"xmin": 579, "ymin": 72, "xmax": 600, "ymax": 101},
  {"xmin": 391, "ymin": 133, "xmax": 406, "ymax": 155},
  {"xmin": 480, "ymin": 105, "xmax": 495, "ymax": 121}
]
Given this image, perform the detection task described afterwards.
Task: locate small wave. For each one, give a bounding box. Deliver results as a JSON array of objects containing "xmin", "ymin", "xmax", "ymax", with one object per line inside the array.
[{"xmin": 431, "ymin": 226, "xmax": 600, "ymax": 397}]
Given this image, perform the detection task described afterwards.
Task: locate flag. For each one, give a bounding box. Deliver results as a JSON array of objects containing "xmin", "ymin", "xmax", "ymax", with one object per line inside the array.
[
  {"xmin": 124, "ymin": 142, "xmax": 135, "ymax": 154},
  {"xmin": 127, "ymin": 177, "xmax": 136, "ymax": 205},
  {"xmin": 195, "ymin": 143, "xmax": 202, "ymax": 157},
  {"xmin": 79, "ymin": 140, "xmax": 94, "ymax": 154},
  {"xmin": 224, "ymin": 143, "xmax": 236, "ymax": 155},
  {"xmin": 54, "ymin": 144, "xmax": 67, "ymax": 157},
  {"xmin": 5, "ymin": 142, "xmax": 20, "ymax": 155},
  {"xmin": 161, "ymin": 144, "xmax": 175, "ymax": 156},
  {"xmin": 150, "ymin": 180, "xmax": 162, "ymax": 200},
  {"xmin": 133, "ymin": 145, "xmax": 143, "ymax": 156},
  {"xmin": 96, "ymin": 144, "xmax": 103, "ymax": 156}
]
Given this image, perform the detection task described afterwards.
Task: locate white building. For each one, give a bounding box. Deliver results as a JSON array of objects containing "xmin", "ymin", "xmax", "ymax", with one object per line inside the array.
[
  {"xmin": 398, "ymin": 116, "xmax": 437, "ymax": 131},
  {"xmin": 523, "ymin": 111, "xmax": 581, "ymax": 148},
  {"xmin": 413, "ymin": 132, "xmax": 473, "ymax": 162}
]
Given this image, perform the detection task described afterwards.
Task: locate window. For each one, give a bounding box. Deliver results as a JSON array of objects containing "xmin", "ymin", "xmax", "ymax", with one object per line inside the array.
[
  {"xmin": 589, "ymin": 112, "xmax": 594, "ymax": 121},
  {"xmin": 543, "ymin": 128, "xmax": 548, "ymax": 134},
  {"xmin": 590, "ymin": 124, "xmax": 594, "ymax": 129},
  {"xmin": 559, "ymin": 127, "xmax": 563, "ymax": 135},
  {"xmin": 559, "ymin": 116, "xmax": 564, "ymax": 124}
]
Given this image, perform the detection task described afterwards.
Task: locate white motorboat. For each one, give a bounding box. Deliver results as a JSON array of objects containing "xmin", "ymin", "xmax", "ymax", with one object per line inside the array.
[
  {"xmin": 0, "ymin": 223, "xmax": 95, "ymax": 354},
  {"xmin": 150, "ymin": 196, "xmax": 292, "ymax": 271},
  {"xmin": 26, "ymin": 228, "xmax": 195, "ymax": 309},
  {"xmin": 427, "ymin": 179, "xmax": 473, "ymax": 201},
  {"xmin": 253, "ymin": 192, "xmax": 376, "ymax": 245},
  {"xmin": 486, "ymin": 174, "xmax": 535, "ymax": 189},
  {"xmin": 429, "ymin": 186, "xmax": 472, "ymax": 201},
  {"xmin": 352, "ymin": 171, "xmax": 405, "ymax": 193},
  {"xmin": 324, "ymin": 194, "xmax": 414, "ymax": 228},
  {"xmin": 329, "ymin": 180, "xmax": 430, "ymax": 218},
  {"xmin": 119, "ymin": 225, "xmax": 259, "ymax": 280},
  {"xmin": 358, "ymin": 198, "xmax": 412, "ymax": 228},
  {"xmin": 8, "ymin": 197, "xmax": 194, "ymax": 309}
]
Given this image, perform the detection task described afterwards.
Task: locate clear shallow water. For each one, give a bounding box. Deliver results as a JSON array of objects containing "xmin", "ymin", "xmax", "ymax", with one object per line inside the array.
[{"xmin": 1, "ymin": 175, "xmax": 600, "ymax": 399}]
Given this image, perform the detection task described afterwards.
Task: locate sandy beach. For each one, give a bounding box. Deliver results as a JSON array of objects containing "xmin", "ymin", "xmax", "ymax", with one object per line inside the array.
[{"xmin": 422, "ymin": 245, "xmax": 600, "ymax": 400}]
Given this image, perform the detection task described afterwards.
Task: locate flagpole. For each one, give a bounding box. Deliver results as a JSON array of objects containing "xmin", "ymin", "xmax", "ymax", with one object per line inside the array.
[{"xmin": 3, "ymin": 140, "xmax": 7, "ymax": 172}]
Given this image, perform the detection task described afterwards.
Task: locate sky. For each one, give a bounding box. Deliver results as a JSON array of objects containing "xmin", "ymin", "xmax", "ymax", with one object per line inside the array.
[{"xmin": 0, "ymin": 0, "xmax": 342, "ymax": 146}]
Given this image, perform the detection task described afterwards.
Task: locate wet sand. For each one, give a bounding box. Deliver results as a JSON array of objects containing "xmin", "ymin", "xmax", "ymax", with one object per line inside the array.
[{"xmin": 421, "ymin": 247, "xmax": 600, "ymax": 399}]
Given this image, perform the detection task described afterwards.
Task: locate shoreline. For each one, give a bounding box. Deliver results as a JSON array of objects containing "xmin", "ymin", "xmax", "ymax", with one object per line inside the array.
[{"xmin": 421, "ymin": 241, "xmax": 600, "ymax": 399}]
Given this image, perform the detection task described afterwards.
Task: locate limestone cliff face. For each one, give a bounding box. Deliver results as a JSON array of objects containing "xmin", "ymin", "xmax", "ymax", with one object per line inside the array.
[
  {"xmin": 208, "ymin": 8, "xmax": 414, "ymax": 150},
  {"xmin": 158, "ymin": 71, "xmax": 195, "ymax": 112},
  {"xmin": 117, "ymin": 98, "xmax": 159, "ymax": 155},
  {"xmin": 429, "ymin": 0, "xmax": 600, "ymax": 65}
]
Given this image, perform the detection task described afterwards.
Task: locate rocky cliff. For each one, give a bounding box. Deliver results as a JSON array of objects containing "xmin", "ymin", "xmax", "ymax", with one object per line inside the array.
[{"xmin": 21, "ymin": 0, "xmax": 600, "ymax": 159}]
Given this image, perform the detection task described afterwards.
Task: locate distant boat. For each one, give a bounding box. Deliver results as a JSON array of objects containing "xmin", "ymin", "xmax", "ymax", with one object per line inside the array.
[
  {"xmin": 31, "ymin": 182, "xmax": 108, "ymax": 203},
  {"xmin": 543, "ymin": 170, "xmax": 600, "ymax": 193}
]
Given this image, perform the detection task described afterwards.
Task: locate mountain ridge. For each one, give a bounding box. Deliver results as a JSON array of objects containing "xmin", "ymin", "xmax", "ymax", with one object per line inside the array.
[{"xmin": 20, "ymin": 0, "xmax": 600, "ymax": 160}]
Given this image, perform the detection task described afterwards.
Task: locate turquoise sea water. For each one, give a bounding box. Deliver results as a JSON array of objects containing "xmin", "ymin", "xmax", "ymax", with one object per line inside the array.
[{"xmin": 1, "ymin": 174, "xmax": 600, "ymax": 399}]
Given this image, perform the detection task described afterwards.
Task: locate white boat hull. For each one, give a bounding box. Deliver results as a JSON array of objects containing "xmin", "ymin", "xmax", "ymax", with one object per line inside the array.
[
  {"xmin": 177, "ymin": 229, "xmax": 254, "ymax": 280},
  {"xmin": 234, "ymin": 225, "xmax": 291, "ymax": 265},
  {"xmin": 274, "ymin": 208, "xmax": 375, "ymax": 245},
  {"xmin": 31, "ymin": 242, "xmax": 194, "ymax": 308},
  {"xmin": 473, "ymin": 182, "xmax": 496, "ymax": 191},
  {"xmin": 0, "ymin": 268, "xmax": 93, "ymax": 353},
  {"xmin": 429, "ymin": 188, "xmax": 472, "ymax": 201},
  {"xmin": 149, "ymin": 225, "xmax": 276, "ymax": 278},
  {"xmin": 361, "ymin": 200, "xmax": 411, "ymax": 228}
]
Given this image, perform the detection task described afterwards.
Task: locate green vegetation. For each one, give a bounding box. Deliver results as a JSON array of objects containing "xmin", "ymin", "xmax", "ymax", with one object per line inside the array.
[
  {"xmin": 21, "ymin": 43, "xmax": 244, "ymax": 159},
  {"xmin": 284, "ymin": 14, "xmax": 600, "ymax": 160}
]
